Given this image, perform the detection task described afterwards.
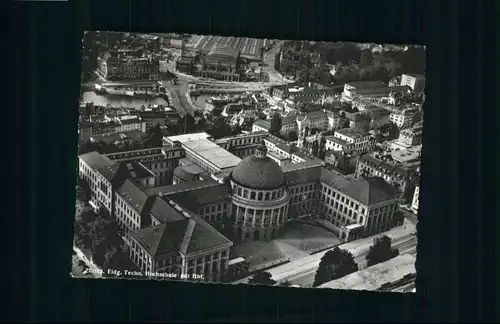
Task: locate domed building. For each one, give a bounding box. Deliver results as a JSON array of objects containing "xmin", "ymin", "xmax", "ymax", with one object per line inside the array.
[{"xmin": 229, "ymin": 141, "xmax": 290, "ymax": 242}]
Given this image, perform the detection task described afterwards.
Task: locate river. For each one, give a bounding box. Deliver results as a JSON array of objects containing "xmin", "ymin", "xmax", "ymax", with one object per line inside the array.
[{"xmin": 81, "ymin": 91, "xmax": 169, "ymax": 109}]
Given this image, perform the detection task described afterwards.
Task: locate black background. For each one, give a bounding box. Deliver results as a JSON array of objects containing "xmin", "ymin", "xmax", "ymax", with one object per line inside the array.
[{"xmin": 6, "ymin": 0, "xmax": 498, "ymax": 322}]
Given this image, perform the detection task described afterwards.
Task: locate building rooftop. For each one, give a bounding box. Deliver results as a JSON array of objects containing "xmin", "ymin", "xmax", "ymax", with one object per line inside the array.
[
  {"xmin": 149, "ymin": 195, "xmax": 185, "ymax": 224},
  {"xmin": 325, "ymin": 136, "xmax": 350, "ymax": 147},
  {"xmin": 345, "ymin": 81, "xmax": 387, "ymax": 89},
  {"xmin": 164, "ymin": 132, "xmax": 212, "ymax": 144},
  {"xmin": 165, "ymin": 183, "xmax": 231, "ymax": 209},
  {"xmin": 181, "ymin": 139, "xmax": 241, "ymax": 170},
  {"xmin": 79, "ymin": 151, "xmax": 114, "ymax": 170},
  {"xmin": 284, "ymin": 164, "xmax": 322, "ymax": 186},
  {"xmin": 90, "ymin": 130, "xmax": 145, "ymax": 144},
  {"xmin": 264, "ymin": 135, "xmax": 298, "ymax": 154},
  {"xmin": 282, "ymin": 160, "xmax": 323, "ymax": 172},
  {"xmin": 390, "ymin": 147, "xmax": 421, "ymax": 164},
  {"xmin": 318, "ymin": 254, "xmax": 416, "ymax": 291},
  {"xmin": 360, "ymin": 154, "xmax": 416, "ymax": 178},
  {"xmin": 267, "ymin": 150, "xmax": 290, "ymax": 161},
  {"xmin": 206, "ymin": 46, "xmax": 240, "ymax": 66},
  {"xmin": 231, "ymin": 146, "xmax": 286, "ymax": 190},
  {"xmin": 97, "ymin": 161, "xmax": 154, "ymax": 189},
  {"xmin": 131, "ymin": 206, "xmax": 232, "ymax": 257},
  {"xmin": 130, "ymin": 218, "xmax": 224, "ymax": 257},
  {"xmin": 144, "ymin": 179, "xmax": 221, "ymax": 196},
  {"xmin": 321, "ymin": 168, "xmax": 400, "ymax": 205},
  {"xmin": 344, "ymin": 177, "xmax": 401, "ymax": 205},
  {"xmin": 335, "ymin": 128, "xmax": 371, "ymax": 139},
  {"xmin": 116, "ymin": 179, "xmax": 156, "ymax": 215},
  {"xmin": 253, "ymin": 119, "xmax": 271, "ymax": 130},
  {"xmin": 282, "ymin": 114, "xmax": 298, "ymax": 125}
]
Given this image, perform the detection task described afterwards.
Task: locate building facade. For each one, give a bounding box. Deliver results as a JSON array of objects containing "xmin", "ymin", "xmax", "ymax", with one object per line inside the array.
[
  {"xmin": 98, "ymin": 52, "xmax": 160, "ymax": 81},
  {"xmin": 398, "ymin": 125, "xmax": 423, "ymax": 146},
  {"xmin": 104, "ymin": 145, "xmax": 185, "ymax": 186},
  {"xmin": 325, "ymin": 128, "xmax": 375, "ymax": 155},
  {"xmin": 214, "ymin": 131, "xmax": 269, "ymax": 159},
  {"xmin": 355, "ymin": 153, "xmax": 420, "ymax": 203},
  {"xmin": 229, "ymin": 143, "xmax": 291, "ymax": 242},
  {"xmin": 389, "ymin": 108, "xmax": 420, "ymax": 129},
  {"xmin": 400, "ymin": 74, "xmax": 426, "ymax": 94},
  {"xmin": 79, "ymin": 117, "xmax": 147, "ymax": 143},
  {"xmin": 411, "ymin": 185, "xmax": 419, "ymax": 214}
]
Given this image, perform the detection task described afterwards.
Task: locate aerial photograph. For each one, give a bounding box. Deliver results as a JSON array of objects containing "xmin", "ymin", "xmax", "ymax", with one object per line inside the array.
[{"xmin": 73, "ymin": 31, "xmax": 425, "ymax": 292}]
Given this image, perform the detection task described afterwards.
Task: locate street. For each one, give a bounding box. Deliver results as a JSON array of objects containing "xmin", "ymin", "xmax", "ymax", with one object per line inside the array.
[
  {"xmin": 161, "ymin": 79, "xmax": 195, "ymax": 117},
  {"xmin": 262, "ymin": 41, "xmax": 294, "ymax": 85},
  {"xmin": 285, "ymin": 236, "xmax": 418, "ymax": 287},
  {"xmin": 399, "ymin": 206, "xmax": 418, "ymax": 226},
  {"xmin": 232, "ymin": 223, "xmax": 417, "ymax": 286}
]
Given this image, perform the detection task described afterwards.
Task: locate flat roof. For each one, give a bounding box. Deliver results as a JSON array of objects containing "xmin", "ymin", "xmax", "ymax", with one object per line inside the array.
[
  {"xmin": 267, "ymin": 150, "xmax": 290, "ymax": 161},
  {"xmin": 165, "ymin": 132, "xmax": 212, "ymax": 144},
  {"xmin": 182, "ymin": 139, "xmax": 241, "ymax": 170},
  {"xmin": 390, "ymin": 146, "xmax": 421, "ymax": 163},
  {"xmin": 318, "ymin": 254, "xmax": 416, "ymax": 291},
  {"xmin": 335, "ymin": 128, "xmax": 370, "ymax": 139},
  {"xmin": 282, "ymin": 159, "xmax": 323, "ymax": 172}
]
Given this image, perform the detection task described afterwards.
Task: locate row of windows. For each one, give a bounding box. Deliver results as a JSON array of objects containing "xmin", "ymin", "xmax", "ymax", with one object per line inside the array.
[
  {"xmin": 187, "ymin": 251, "xmax": 227, "ymax": 266},
  {"xmin": 230, "ymin": 135, "xmax": 263, "ymax": 147},
  {"xmin": 200, "ymin": 203, "xmax": 229, "ymax": 215},
  {"xmin": 233, "ymin": 205, "xmax": 286, "ymax": 217},
  {"xmin": 321, "ymin": 186, "xmax": 366, "ymax": 213},
  {"xmin": 186, "ymin": 151, "xmax": 218, "ymax": 174},
  {"xmin": 357, "ymin": 163, "xmax": 407, "ymax": 182},
  {"xmin": 202, "ymin": 211, "xmax": 228, "ymax": 223},
  {"xmin": 232, "ymin": 184, "xmax": 285, "ymax": 201}
]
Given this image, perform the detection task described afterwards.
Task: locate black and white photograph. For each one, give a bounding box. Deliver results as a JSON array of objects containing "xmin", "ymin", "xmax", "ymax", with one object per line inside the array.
[{"xmin": 72, "ymin": 31, "xmax": 425, "ymax": 292}]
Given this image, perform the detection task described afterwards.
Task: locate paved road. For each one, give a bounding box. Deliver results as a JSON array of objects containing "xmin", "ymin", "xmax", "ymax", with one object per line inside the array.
[
  {"xmin": 399, "ymin": 207, "xmax": 418, "ymax": 226},
  {"xmin": 232, "ymin": 224, "xmax": 416, "ymax": 285},
  {"xmin": 161, "ymin": 80, "xmax": 195, "ymax": 117},
  {"xmin": 263, "ymin": 41, "xmax": 294, "ymax": 85},
  {"xmin": 289, "ymin": 235, "xmax": 418, "ymax": 287}
]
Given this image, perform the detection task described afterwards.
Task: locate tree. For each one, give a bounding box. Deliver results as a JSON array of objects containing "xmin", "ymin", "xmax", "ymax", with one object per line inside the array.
[
  {"xmin": 80, "ymin": 210, "xmax": 97, "ymax": 223},
  {"xmin": 248, "ymin": 271, "xmax": 276, "ymax": 286},
  {"xmin": 360, "ymin": 50, "xmax": 374, "ymax": 68},
  {"xmin": 74, "ymin": 219, "xmax": 91, "ymax": 250},
  {"xmin": 365, "ymin": 235, "xmax": 399, "ymax": 267},
  {"xmin": 269, "ymin": 113, "xmax": 282, "ymax": 136},
  {"xmin": 313, "ymin": 247, "xmax": 358, "ymax": 287}
]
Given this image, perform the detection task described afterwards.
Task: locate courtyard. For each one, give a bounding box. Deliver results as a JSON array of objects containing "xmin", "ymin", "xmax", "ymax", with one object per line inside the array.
[{"xmin": 230, "ymin": 221, "xmax": 341, "ymax": 272}]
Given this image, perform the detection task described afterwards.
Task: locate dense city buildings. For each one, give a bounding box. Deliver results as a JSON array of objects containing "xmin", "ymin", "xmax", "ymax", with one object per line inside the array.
[
  {"xmin": 325, "ymin": 128, "xmax": 376, "ymax": 154},
  {"xmin": 97, "ymin": 52, "xmax": 160, "ymax": 81},
  {"xmin": 79, "ymin": 116, "xmax": 147, "ymax": 143},
  {"xmin": 74, "ymin": 33, "xmax": 424, "ymax": 291}
]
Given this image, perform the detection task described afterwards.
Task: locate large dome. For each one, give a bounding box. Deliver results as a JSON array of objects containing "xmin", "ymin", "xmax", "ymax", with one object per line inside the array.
[{"xmin": 230, "ymin": 142, "xmax": 285, "ymax": 190}]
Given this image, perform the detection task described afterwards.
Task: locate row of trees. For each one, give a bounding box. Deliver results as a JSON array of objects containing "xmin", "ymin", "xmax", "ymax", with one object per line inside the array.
[
  {"xmin": 246, "ymin": 235, "xmax": 399, "ymax": 287},
  {"xmin": 74, "ymin": 180, "xmax": 128, "ymax": 272}
]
